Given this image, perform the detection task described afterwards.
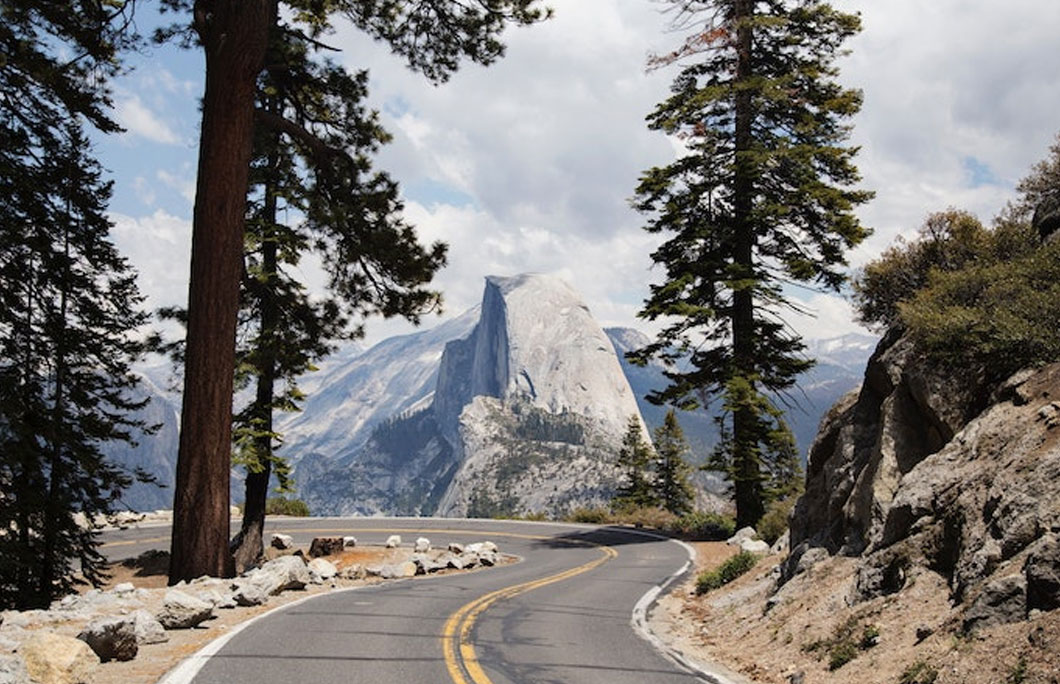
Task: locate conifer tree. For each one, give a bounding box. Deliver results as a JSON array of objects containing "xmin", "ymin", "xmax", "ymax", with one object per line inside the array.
[
  {"xmin": 630, "ymin": 1, "xmax": 871, "ymax": 528},
  {"xmin": 157, "ymin": 0, "xmax": 551, "ymax": 582},
  {"xmin": 228, "ymin": 19, "xmax": 447, "ymax": 571},
  {"xmin": 0, "ymin": 125, "xmax": 151, "ymax": 609},
  {"xmin": 652, "ymin": 410, "xmax": 695, "ymax": 516},
  {"xmin": 613, "ymin": 416, "xmax": 657, "ymax": 510},
  {"xmin": 0, "ymin": 1, "xmax": 147, "ymax": 609}
]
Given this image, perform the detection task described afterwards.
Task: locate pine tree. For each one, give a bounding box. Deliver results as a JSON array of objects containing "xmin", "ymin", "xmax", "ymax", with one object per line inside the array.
[
  {"xmin": 0, "ymin": 1, "xmax": 147, "ymax": 609},
  {"xmin": 613, "ymin": 416, "xmax": 657, "ymax": 510},
  {"xmin": 630, "ymin": 1, "xmax": 871, "ymax": 528},
  {"xmin": 0, "ymin": 125, "xmax": 151, "ymax": 609},
  {"xmin": 157, "ymin": 0, "xmax": 551, "ymax": 583},
  {"xmin": 652, "ymin": 410, "xmax": 695, "ymax": 516},
  {"xmin": 228, "ymin": 19, "xmax": 447, "ymax": 571}
]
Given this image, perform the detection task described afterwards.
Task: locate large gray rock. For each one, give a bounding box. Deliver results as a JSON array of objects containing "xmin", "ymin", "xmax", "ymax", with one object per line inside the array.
[
  {"xmin": 130, "ymin": 609, "xmax": 168, "ymax": 645},
  {"xmin": 250, "ymin": 555, "xmax": 311, "ymax": 595},
  {"xmin": 789, "ymin": 330, "xmax": 988, "ymax": 558},
  {"xmin": 77, "ymin": 615, "xmax": 139, "ymax": 662},
  {"xmin": 156, "ymin": 590, "xmax": 214, "ymax": 629},
  {"xmin": 1025, "ymin": 535, "xmax": 1060, "ymax": 612},
  {"xmin": 19, "ymin": 632, "xmax": 98, "ymax": 684},
  {"xmin": 963, "ymin": 574, "xmax": 1027, "ymax": 632}
]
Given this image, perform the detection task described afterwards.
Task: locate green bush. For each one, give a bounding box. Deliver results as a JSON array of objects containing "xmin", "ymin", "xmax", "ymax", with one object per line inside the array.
[
  {"xmin": 899, "ymin": 660, "xmax": 938, "ymax": 684},
  {"xmin": 670, "ymin": 511, "xmax": 736, "ymax": 540},
  {"xmin": 902, "ymin": 238, "xmax": 1060, "ymax": 380},
  {"xmin": 854, "ymin": 206, "xmax": 1060, "ymax": 381},
  {"xmin": 264, "ymin": 497, "xmax": 310, "ymax": 517},
  {"xmin": 828, "ymin": 640, "xmax": 859, "ymax": 671},
  {"xmin": 695, "ymin": 551, "xmax": 758, "ymax": 595}
]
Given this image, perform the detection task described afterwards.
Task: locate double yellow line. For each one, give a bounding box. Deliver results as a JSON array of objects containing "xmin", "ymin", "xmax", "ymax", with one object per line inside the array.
[{"xmin": 441, "ymin": 542, "xmax": 618, "ymax": 684}]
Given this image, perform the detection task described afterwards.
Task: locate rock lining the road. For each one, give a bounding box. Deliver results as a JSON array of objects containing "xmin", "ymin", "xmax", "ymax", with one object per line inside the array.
[{"xmin": 0, "ymin": 538, "xmax": 509, "ymax": 682}]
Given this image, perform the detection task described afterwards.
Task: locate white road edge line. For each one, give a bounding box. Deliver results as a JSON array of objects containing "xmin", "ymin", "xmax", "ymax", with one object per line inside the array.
[{"xmin": 623, "ymin": 529, "xmax": 746, "ymax": 684}]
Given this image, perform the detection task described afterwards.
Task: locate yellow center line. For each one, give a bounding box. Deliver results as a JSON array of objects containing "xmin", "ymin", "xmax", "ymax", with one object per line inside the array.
[{"xmin": 442, "ymin": 541, "xmax": 618, "ymax": 684}]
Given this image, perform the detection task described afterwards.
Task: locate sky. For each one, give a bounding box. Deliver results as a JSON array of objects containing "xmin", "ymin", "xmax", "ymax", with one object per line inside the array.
[{"xmin": 99, "ymin": 0, "xmax": 1060, "ymax": 348}]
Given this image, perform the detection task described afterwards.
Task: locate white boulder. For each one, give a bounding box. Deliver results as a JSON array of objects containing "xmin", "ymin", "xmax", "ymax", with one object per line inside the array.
[
  {"xmin": 20, "ymin": 632, "xmax": 99, "ymax": 684},
  {"xmin": 740, "ymin": 538, "xmax": 771, "ymax": 555},
  {"xmin": 385, "ymin": 535, "xmax": 401, "ymax": 548},
  {"xmin": 727, "ymin": 526, "xmax": 758, "ymax": 546},
  {"xmin": 308, "ymin": 558, "xmax": 338, "ymax": 581},
  {"xmin": 156, "ymin": 590, "xmax": 214, "ymax": 630},
  {"xmin": 270, "ymin": 533, "xmax": 294, "ymax": 550},
  {"xmin": 130, "ymin": 609, "xmax": 168, "ymax": 645}
]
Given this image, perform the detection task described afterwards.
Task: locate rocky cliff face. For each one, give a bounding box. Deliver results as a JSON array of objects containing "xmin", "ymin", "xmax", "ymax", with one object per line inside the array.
[
  {"xmin": 301, "ymin": 274, "xmax": 645, "ymax": 517},
  {"xmin": 433, "ymin": 275, "xmax": 644, "ymax": 516},
  {"xmin": 784, "ymin": 329, "xmax": 1060, "ymax": 630}
]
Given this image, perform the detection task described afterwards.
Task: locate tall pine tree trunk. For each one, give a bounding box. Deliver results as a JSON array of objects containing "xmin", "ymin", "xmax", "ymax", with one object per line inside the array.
[
  {"xmin": 170, "ymin": 0, "xmax": 275, "ymax": 584},
  {"xmin": 40, "ymin": 221, "xmax": 71, "ymax": 601},
  {"xmin": 231, "ymin": 141, "xmax": 281, "ymax": 573},
  {"xmin": 731, "ymin": 0, "xmax": 764, "ymax": 530}
]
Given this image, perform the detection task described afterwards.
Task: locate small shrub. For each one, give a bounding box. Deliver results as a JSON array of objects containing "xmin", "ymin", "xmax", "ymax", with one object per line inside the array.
[
  {"xmin": 1007, "ymin": 655, "xmax": 1028, "ymax": 684},
  {"xmin": 265, "ymin": 497, "xmax": 310, "ymax": 517},
  {"xmin": 860, "ymin": 623, "xmax": 881, "ymax": 649},
  {"xmin": 899, "ymin": 660, "xmax": 938, "ymax": 684},
  {"xmin": 566, "ymin": 506, "xmax": 611, "ymax": 524},
  {"xmin": 695, "ymin": 551, "xmax": 758, "ymax": 594},
  {"xmin": 670, "ymin": 510, "xmax": 736, "ymax": 540},
  {"xmin": 828, "ymin": 640, "xmax": 859, "ymax": 671},
  {"xmin": 806, "ymin": 618, "xmax": 881, "ymax": 672}
]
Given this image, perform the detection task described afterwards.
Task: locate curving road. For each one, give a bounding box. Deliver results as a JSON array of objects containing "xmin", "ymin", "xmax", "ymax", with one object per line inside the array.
[{"xmin": 103, "ymin": 518, "xmax": 713, "ymax": 684}]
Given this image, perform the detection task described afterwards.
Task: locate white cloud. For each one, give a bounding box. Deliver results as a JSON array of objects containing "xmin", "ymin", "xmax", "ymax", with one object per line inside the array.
[
  {"xmin": 157, "ymin": 169, "xmax": 196, "ymax": 205},
  {"xmin": 103, "ymin": 0, "xmax": 1060, "ymax": 348},
  {"xmin": 115, "ymin": 95, "xmax": 182, "ymax": 145},
  {"xmin": 109, "ymin": 210, "xmax": 192, "ymax": 313}
]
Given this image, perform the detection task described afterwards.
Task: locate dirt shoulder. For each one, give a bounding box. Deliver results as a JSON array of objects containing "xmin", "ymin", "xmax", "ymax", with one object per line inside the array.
[{"xmin": 650, "ymin": 542, "xmax": 1060, "ymax": 684}]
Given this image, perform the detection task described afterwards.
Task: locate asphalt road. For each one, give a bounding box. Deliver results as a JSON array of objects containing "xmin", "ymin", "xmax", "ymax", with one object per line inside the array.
[{"xmin": 102, "ymin": 518, "xmax": 710, "ymax": 684}]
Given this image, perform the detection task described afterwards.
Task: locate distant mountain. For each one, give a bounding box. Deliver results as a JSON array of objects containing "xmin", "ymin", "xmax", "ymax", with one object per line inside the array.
[{"xmin": 299, "ymin": 274, "xmax": 647, "ymax": 517}]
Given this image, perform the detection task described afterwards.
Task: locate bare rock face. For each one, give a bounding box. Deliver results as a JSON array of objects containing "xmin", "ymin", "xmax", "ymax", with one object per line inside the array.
[
  {"xmin": 19, "ymin": 632, "xmax": 99, "ymax": 684},
  {"xmin": 789, "ymin": 329, "xmax": 989, "ymax": 558},
  {"xmin": 784, "ymin": 329, "xmax": 1060, "ymax": 630}
]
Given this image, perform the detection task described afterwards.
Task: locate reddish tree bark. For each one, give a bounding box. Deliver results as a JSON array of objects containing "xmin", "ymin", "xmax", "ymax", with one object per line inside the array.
[{"xmin": 169, "ymin": 0, "xmax": 276, "ymax": 584}]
